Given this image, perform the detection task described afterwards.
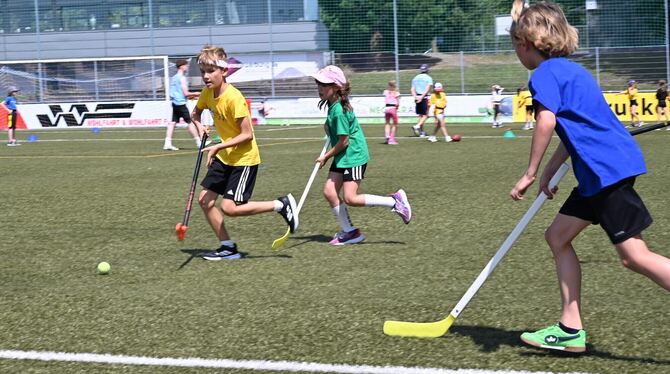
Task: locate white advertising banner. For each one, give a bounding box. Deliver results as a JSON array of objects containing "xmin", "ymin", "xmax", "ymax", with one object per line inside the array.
[
  {"xmin": 18, "ymin": 101, "xmax": 171, "ymax": 129},
  {"xmin": 263, "ymin": 95, "xmax": 496, "ymax": 119},
  {"xmin": 15, "ymin": 95, "xmax": 505, "ymax": 129}
]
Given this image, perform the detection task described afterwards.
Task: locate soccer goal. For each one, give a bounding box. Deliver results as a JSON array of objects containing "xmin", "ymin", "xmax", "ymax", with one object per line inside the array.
[{"xmin": 0, "ymin": 56, "xmax": 169, "ymax": 104}]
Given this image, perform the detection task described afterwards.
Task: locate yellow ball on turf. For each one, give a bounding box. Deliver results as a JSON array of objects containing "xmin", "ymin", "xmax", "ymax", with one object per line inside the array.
[{"xmin": 97, "ymin": 262, "xmax": 110, "ymax": 275}]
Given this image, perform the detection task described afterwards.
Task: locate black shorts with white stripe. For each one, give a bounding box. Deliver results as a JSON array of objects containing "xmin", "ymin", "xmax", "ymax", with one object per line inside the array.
[
  {"xmin": 200, "ymin": 159, "xmax": 258, "ymax": 204},
  {"xmin": 329, "ymin": 163, "xmax": 367, "ymax": 182}
]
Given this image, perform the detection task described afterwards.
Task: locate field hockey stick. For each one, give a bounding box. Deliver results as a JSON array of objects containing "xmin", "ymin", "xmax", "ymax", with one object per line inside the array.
[
  {"xmin": 271, "ymin": 137, "xmax": 330, "ymax": 250},
  {"xmin": 383, "ymin": 162, "xmax": 571, "ymax": 338},
  {"xmin": 629, "ymin": 121, "xmax": 668, "ymax": 135},
  {"xmin": 175, "ymin": 132, "xmax": 209, "ymax": 241}
]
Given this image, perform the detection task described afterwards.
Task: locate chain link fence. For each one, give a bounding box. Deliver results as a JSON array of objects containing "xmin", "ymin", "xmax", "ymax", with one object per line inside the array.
[{"xmin": 1, "ymin": 0, "xmax": 668, "ymax": 101}]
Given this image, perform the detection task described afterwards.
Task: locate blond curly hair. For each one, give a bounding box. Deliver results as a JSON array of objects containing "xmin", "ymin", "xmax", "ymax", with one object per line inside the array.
[{"xmin": 510, "ymin": 0, "xmax": 578, "ymax": 57}]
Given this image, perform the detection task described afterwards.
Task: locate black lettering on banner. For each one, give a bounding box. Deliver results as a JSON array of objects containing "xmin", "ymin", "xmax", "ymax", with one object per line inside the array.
[
  {"xmin": 35, "ymin": 103, "xmax": 134, "ymax": 127},
  {"xmin": 641, "ymin": 98, "xmax": 653, "ymax": 115}
]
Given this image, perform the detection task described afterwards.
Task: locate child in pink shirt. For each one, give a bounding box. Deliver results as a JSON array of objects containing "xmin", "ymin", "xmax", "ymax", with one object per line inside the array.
[{"xmin": 383, "ymin": 80, "xmax": 400, "ymax": 145}]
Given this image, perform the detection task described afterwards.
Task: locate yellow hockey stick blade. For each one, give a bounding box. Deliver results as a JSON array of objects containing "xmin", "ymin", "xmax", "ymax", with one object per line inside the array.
[
  {"xmin": 271, "ymin": 227, "xmax": 291, "ymax": 250},
  {"xmin": 383, "ymin": 314, "xmax": 456, "ymax": 338}
]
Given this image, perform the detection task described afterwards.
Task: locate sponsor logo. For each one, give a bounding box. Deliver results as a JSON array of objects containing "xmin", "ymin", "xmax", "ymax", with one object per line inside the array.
[
  {"xmin": 36, "ymin": 103, "xmax": 134, "ymax": 127},
  {"xmin": 614, "ymin": 230, "xmax": 626, "ymax": 237},
  {"xmin": 545, "ymin": 334, "xmax": 580, "ymax": 344}
]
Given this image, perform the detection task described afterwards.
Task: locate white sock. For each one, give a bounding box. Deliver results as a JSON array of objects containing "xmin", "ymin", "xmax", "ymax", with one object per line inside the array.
[
  {"xmin": 220, "ymin": 239, "xmax": 235, "ymax": 247},
  {"xmin": 164, "ymin": 137, "xmax": 172, "ymax": 145},
  {"xmin": 273, "ymin": 200, "xmax": 283, "ymax": 212},
  {"xmin": 363, "ymin": 194, "xmax": 395, "ymax": 208},
  {"xmin": 332, "ymin": 204, "xmax": 354, "ymax": 232}
]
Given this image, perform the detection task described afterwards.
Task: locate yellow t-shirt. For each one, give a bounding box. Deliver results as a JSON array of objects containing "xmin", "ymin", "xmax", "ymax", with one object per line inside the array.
[
  {"xmin": 196, "ymin": 84, "xmax": 260, "ymax": 166},
  {"xmin": 520, "ymin": 90, "xmax": 533, "ymax": 106},
  {"xmin": 429, "ymin": 92, "xmax": 447, "ymax": 115},
  {"xmin": 625, "ymin": 87, "xmax": 639, "ymax": 101}
]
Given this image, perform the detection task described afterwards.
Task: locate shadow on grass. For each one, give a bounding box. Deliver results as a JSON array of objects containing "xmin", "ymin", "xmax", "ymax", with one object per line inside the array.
[
  {"xmin": 177, "ymin": 249, "xmax": 292, "ymax": 270},
  {"xmin": 285, "ymin": 234, "xmax": 405, "ymax": 248},
  {"xmin": 452, "ymin": 325, "xmax": 670, "ymax": 367}
]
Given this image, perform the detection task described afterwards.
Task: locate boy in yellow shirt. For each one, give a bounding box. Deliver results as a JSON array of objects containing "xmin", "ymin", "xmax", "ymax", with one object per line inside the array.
[
  {"xmin": 426, "ymin": 83, "xmax": 452, "ymax": 142},
  {"xmin": 193, "ymin": 45, "xmax": 298, "ymax": 260}
]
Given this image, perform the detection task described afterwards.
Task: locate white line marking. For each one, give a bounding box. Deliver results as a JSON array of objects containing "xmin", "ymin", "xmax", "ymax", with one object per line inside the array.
[{"xmin": 0, "ymin": 350, "xmax": 589, "ymax": 374}]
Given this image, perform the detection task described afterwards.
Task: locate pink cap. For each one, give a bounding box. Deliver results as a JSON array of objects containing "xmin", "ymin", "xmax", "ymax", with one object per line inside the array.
[{"xmin": 311, "ymin": 65, "xmax": 347, "ymax": 87}]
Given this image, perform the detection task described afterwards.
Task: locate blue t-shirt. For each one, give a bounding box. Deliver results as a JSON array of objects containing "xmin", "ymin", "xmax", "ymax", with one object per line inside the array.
[
  {"xmin": 4, "ymin": 96, "xmax": 17, "ymax": 110},
  {"xmin": 411, "ymin": 73, "xmax": 433, "ymax": 97},
  {"xmin": 529, "ymin": 57, "xmax": 646, "ymax": 196},
  {"xmin": 169, "ymin": 73, "xmax": 187, "ymax": 105}
]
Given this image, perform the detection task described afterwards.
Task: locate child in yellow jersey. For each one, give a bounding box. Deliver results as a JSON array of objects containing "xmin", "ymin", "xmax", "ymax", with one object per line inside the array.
[
  {"xmin": 192, "ymin": 45, "xmax": 298, "ymax": 261},
  {"xmin": 426, "ymin": 83, "xmax": 452, "ymax": 142},
  {"xmin": 623, "ymin": 80, "xmax": 643, "ymax": 127},
  {"xmin": 517, "ymin": 86, "xmax": 534, "ymax": 130}
]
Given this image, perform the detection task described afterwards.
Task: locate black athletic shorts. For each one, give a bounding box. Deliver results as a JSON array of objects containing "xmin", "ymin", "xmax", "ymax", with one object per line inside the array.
[
  {"xmin": 329, "ymin": 163, "xmax": 367, "ymax": 182},
  {"xmin": 658, "ymin": 101, "xmax": 667, "ymax": 109},
  {"xmin": 630, "ymin": 100, "xmax": 638, "ymax": 107},
  {"xmin": 559, "ymin": 177, "xmax": 652, "ymax": 244},
  {"xmin": 172, "ymin": 103, "xmax": 192, "ymax": 123},
  {"xmin": 200, "ymin": 159, "xmax": 258, "ymax": 204},
  {"xmin": 7, "ymin": 110, "xmax": 16, "ymax": 129},
  {"xmin": 525, "ymin": 105, "xmax": 534, "ymax": 113},
  {"xmin": 415, "ymin": 98, "xmax": 429, "ymax": 116}
]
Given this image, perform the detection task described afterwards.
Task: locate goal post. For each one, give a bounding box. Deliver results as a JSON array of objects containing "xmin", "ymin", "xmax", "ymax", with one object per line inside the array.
[{"xmin": 0, "ymin": 56, "xmax": 170, "ymax": 104}]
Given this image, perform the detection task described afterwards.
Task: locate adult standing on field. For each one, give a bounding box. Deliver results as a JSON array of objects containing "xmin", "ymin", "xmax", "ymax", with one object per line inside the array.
[
  {"xmin": 411, "ymin": 64, "xmax": 433, "ymax": 137},
  {"xmin": 1, "ymin": 86, "xmax": 20, "ymax": 146},
  {"xmin": 164, "ymin": 59, "xmax": 206, "ymax": 151}
]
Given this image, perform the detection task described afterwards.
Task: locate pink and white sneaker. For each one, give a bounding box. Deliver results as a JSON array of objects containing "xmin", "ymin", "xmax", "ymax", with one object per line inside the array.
[
  {"xmin": 390, "ymin": 189, "xmax": 412, "ymax": 224},
  {"xmin": 329, "ymin": 229, "xmax": 366, "ymax": 245},
  {"xmin": 387, "ymin": 137, "xmax": 398, "ymax": 145}
]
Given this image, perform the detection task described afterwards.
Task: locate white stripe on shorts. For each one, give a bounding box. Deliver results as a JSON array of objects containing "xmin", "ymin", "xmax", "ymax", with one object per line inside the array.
[{"xmin": 235, "ymin": 166, "xmax": 250, "ymax": 202}]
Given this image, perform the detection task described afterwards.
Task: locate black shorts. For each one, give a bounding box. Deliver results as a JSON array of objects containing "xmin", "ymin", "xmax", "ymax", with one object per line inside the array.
[
  {"xmin": 493, "ymin": 103, "xmax": 501, "ymax": 116},
  {"xmin": 658, "ymin": 101, "xmax": 667, "ymax": 109},
  {"xmin": 200, "ymin": 159, "xmax": 258, "ymax": 204},
  {"xmin": 525, "ymin": 105, "xmax": 534, "ymax": 113},
  {"xmin": 7, "ymin": 110, "xmax": 16, "ymax": 129},
  {"xmin": 630, "ymin": 100, "xmax": 638, "ymax": 107},
  {"xmin": 559, "ymin": 177, "xmax": 652, "ymax": 244},
  {"xmin": 415, "ymin": 99, "xmax": 429, "ymax": 116},
  {"xmin": 172, "ymin": 103, "xmax": 192, "ymax": 123},
  {"xmin": 329, "ymin": 163, "xmax": 367, "ymax": 182}
]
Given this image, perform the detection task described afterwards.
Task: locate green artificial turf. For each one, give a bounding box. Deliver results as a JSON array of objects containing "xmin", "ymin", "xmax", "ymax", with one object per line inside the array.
[{"xmin": 1, "ymin": 124, "xmax": 669, "ymax": 373}]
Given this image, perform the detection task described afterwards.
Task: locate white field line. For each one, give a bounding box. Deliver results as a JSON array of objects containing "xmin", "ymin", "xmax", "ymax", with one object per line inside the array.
[
  {"xmin": 0, "ymin": 350, "xmax": 589, "ymax": 374},
  {"xmin": 16, "ymin": 135, "xmax": 531, "ymax": 143}
]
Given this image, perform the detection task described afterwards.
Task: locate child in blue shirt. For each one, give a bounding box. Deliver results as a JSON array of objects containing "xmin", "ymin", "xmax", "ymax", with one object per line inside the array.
[
  {"xmin": 509, "ymin": 0, "xmax": 670, "ymax": 353},
  {"xmin": 2, "ymin": 86, "xmax": 20, "ymax": 146}
]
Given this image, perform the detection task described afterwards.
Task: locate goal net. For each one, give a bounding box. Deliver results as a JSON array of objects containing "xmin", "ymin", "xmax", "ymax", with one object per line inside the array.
[{"xmin": 0, "ymin": 56, "xmax": 169, "ymax": 104}]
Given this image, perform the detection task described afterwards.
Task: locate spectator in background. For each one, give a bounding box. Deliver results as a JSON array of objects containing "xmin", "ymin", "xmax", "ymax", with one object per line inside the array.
[
  {"xmin": 426, "ymin": 82, "xmax": 452, "ymax": 142},
  {"xmin": 164, "ymin": 59, "xmax": 206, "ymax": 151},
  {"xmin": 517, "ymin": 85, "xmax": 534, "ymax": 130},
  {"xmin": 491, "ymin": 84, "xmax": 504, "ymax": 128},
  {"xmin": 656, "ymin": 79, "xmax": 669, "ymax": 124},
  {"xmin": 383, "ymin": 80, "xmax": 400, "ymax": 145},
  {"xmin": 1, "ymin": 86, "xmax": 20, "ymax": 146},
  {"xmin": 411, "ymin": 64, "xmax": 433, "ymax": 137},
  {"xmin": 623, "ymin": 80, "xmax": 644, "ymax": 127}
]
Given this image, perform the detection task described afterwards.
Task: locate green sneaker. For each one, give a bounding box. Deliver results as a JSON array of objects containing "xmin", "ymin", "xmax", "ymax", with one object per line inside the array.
[{"xmin": 521, "ymin": 324, "xmax": 586, "ymax": 353}]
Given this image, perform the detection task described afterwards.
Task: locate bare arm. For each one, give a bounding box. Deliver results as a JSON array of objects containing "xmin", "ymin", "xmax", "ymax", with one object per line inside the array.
[
  {"xmin": 181, "ymin": 77, "xmax": 198, "ymax": 98},
  {"xmin": 317, "ymin": 134, "xmax": 348, "ymax": 169},
  {"xmin": 510, "ymin": 104, "xmax": 556, "ymax": 200}
]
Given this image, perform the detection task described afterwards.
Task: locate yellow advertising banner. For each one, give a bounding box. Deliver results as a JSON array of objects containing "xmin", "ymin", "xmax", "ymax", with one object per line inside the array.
[{"xmin": 513, "ymin": 92, "xmax": 662, "ymax": 123}]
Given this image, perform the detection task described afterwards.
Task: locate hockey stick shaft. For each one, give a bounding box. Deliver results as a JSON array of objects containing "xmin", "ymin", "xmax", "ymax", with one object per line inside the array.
[
  {"xmin": 296, "ymin": 137, "xmax": 330, "ymax": 213},
  {"xmin": 629, "ymin": 121, "xmax": 668, "ymax": 136},
  {"xmin": 182, "ymin": 133, "xmax": 209, "ymax": 226},
  {"xmin": 449, "ymin": 162, "xmax": 570, "ymax": 318}
]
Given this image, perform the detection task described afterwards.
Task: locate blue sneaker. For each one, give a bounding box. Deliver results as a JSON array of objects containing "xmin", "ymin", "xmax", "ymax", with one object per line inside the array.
[{"xmin": 201, "ymin": 244, "xmax": 241, "ymax": 261}]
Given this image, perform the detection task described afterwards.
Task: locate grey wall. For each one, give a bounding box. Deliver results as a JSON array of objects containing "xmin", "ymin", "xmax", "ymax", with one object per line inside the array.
[{"xmin": 0, "ymin": 21, "xmax": 329, "ymax": 60}]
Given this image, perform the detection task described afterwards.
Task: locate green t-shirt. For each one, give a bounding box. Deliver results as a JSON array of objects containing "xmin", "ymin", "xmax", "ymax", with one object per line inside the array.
[{"xmin": 326, "ymin": 101, "xmax": 369, "ymax": 168}]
